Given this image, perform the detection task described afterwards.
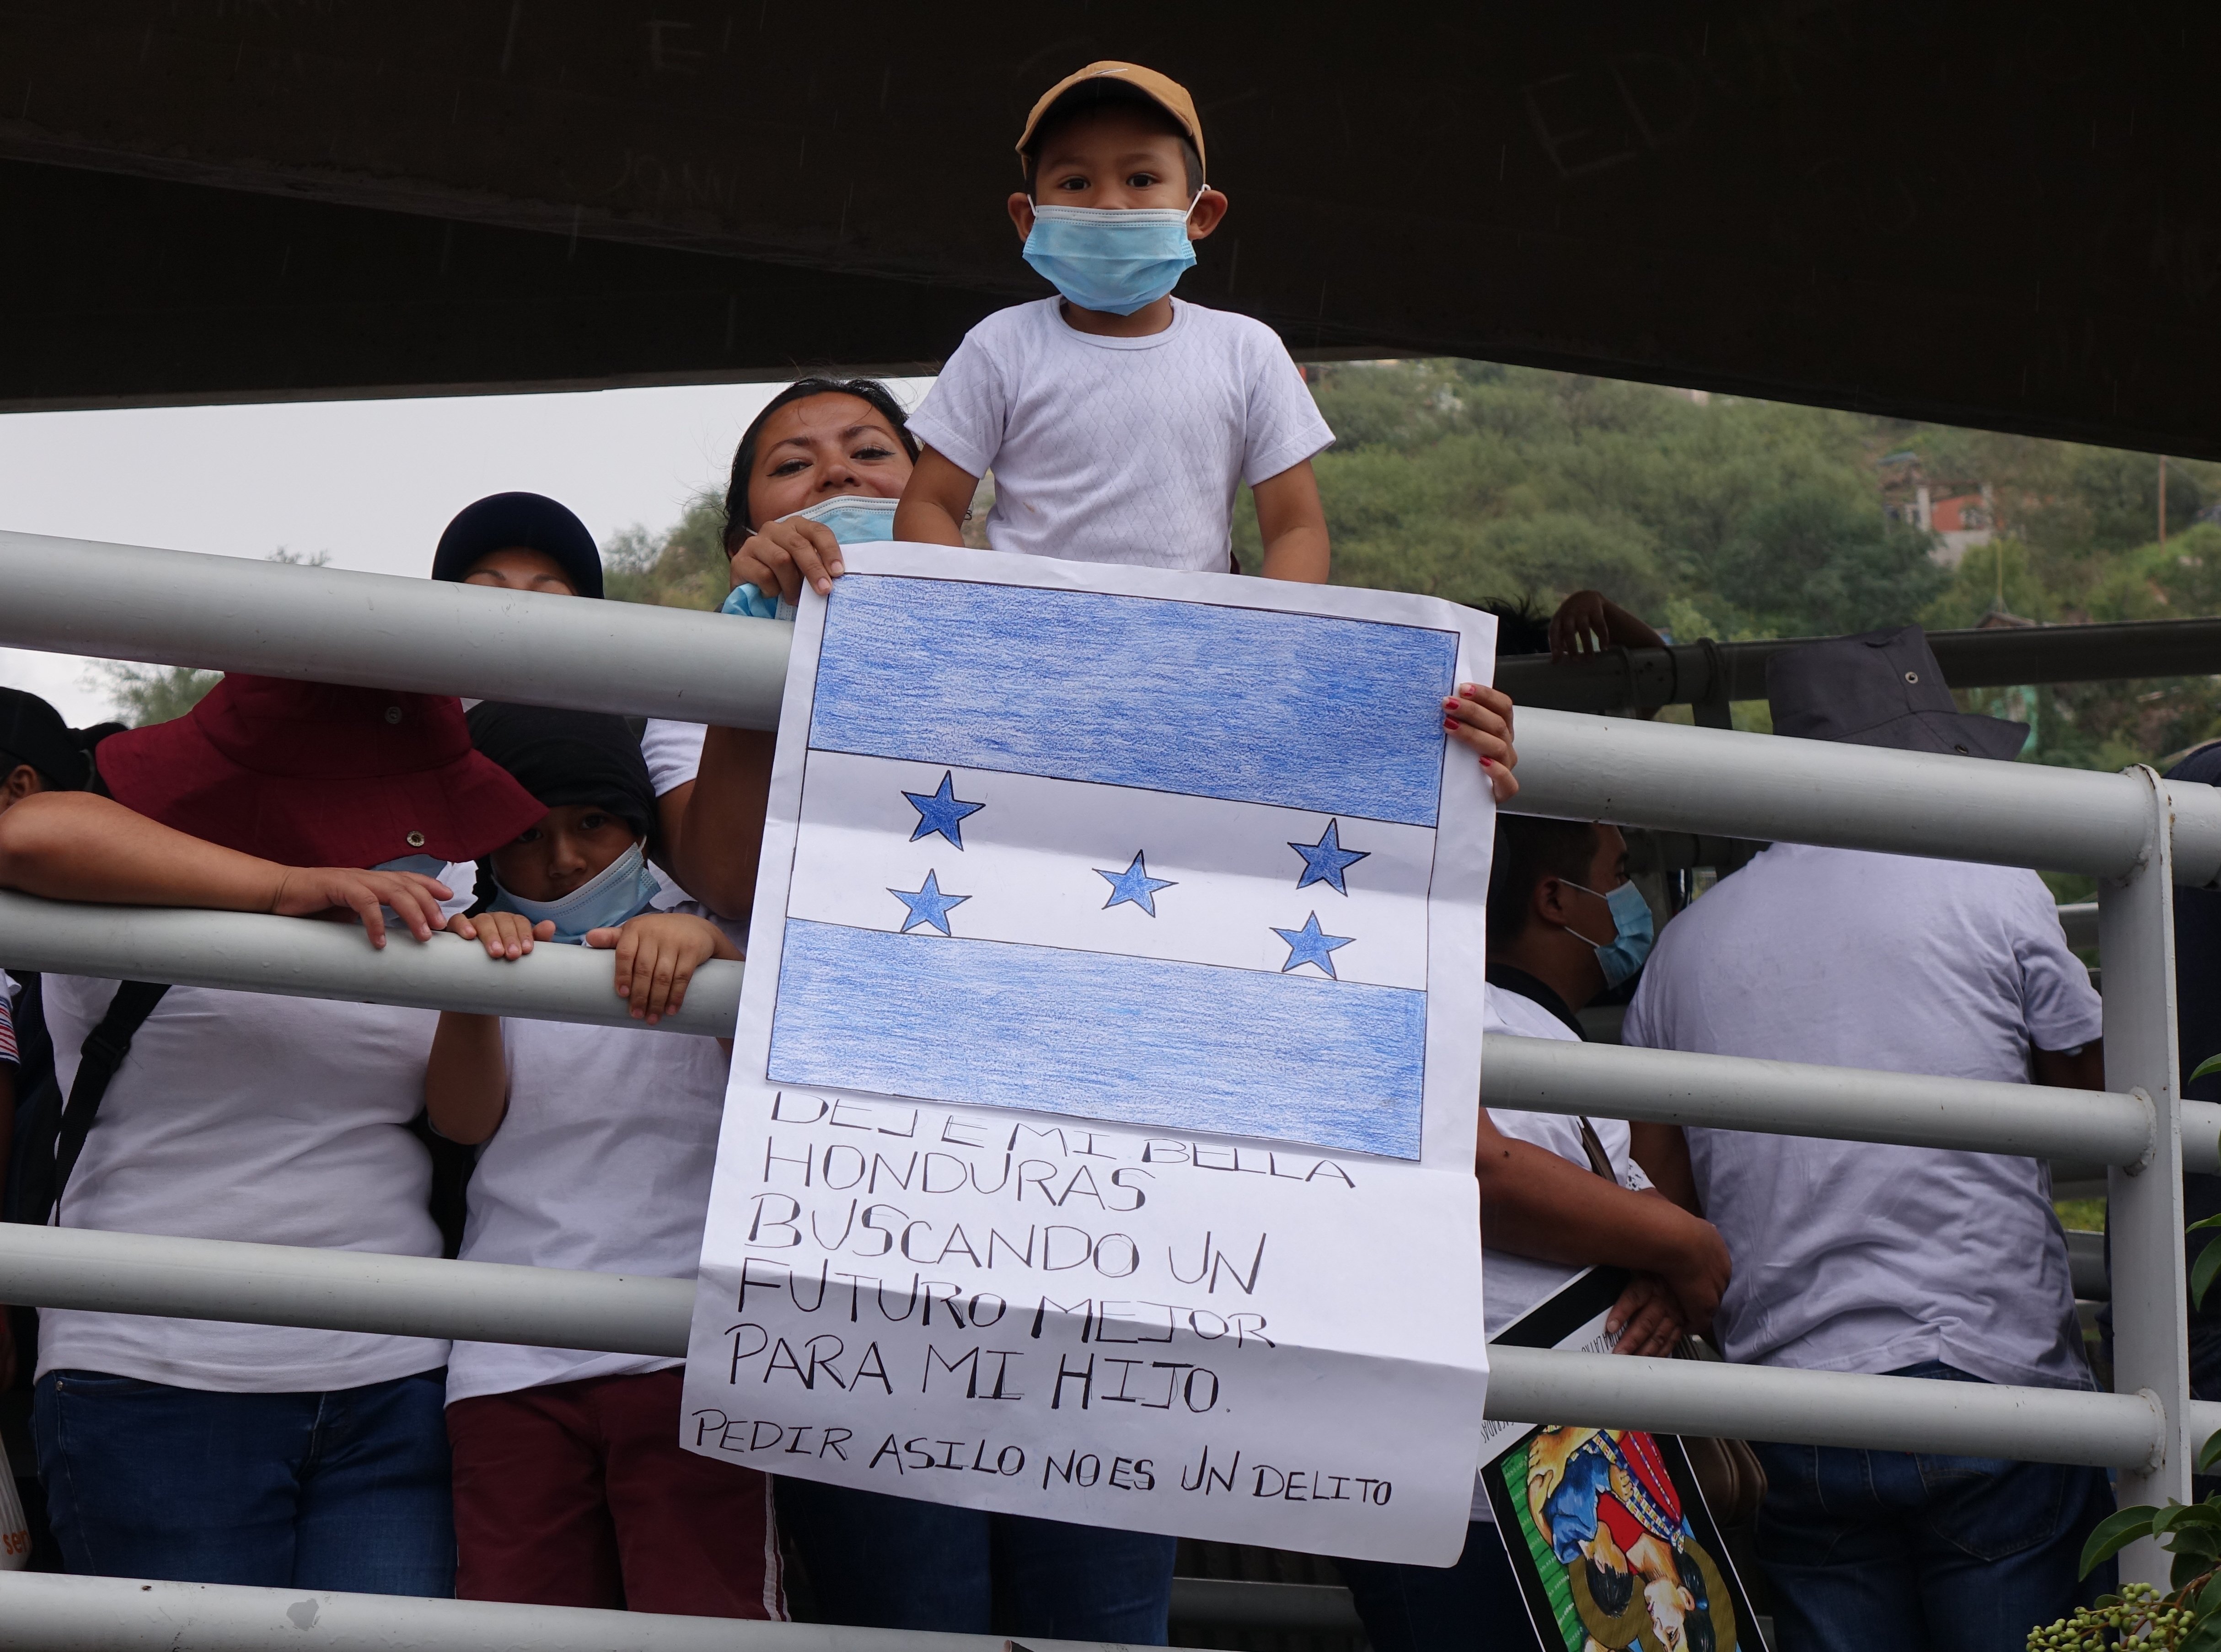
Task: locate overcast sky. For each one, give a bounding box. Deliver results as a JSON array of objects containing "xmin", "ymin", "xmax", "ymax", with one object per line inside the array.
[{"xmin": 0, "ymin": 378, "xmax": 933, "ymax": 724}]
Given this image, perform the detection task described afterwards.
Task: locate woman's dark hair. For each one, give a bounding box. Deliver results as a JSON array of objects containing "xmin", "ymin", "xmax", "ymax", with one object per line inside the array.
[{"xmin": 721, "ymin": 377, "xmax": 920, "ymax": 551}]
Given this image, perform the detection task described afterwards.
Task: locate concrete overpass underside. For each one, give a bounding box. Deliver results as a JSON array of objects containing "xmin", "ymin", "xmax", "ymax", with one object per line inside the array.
[{"xmin": 1, "ymin": 2, "xmax": 2214, "ymax": 455}]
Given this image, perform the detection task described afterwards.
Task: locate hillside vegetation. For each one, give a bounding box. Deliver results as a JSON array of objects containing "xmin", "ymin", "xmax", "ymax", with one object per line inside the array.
[{"xmin": 106, "ymin": 364, "xmax": 2221, "ymax": 779}]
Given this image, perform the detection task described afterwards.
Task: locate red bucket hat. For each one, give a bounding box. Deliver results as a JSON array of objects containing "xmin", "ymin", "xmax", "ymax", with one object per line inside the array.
[{"xmin": 95, "ymin": 675, "xmax": 547, "ymax": 868}]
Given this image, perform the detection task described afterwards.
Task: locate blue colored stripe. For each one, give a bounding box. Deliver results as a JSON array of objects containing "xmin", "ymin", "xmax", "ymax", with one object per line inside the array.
[
  {"xmin": 769, "ymin": 920, "xmax": 1425, "ymax": 1159},
  {"xmin": 810, "ymin": 576, "xmax": 1459, "ymax": 828}
]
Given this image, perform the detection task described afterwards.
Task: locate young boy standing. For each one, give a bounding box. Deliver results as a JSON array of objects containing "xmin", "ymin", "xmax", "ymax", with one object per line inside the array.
[
  {"xmin": 892, "ymin": 61, "xmax": 1334, "ymax": 580},
  {"xmin": 429, "ymin": 704, "xmax": 782, "ymax": 1622}
]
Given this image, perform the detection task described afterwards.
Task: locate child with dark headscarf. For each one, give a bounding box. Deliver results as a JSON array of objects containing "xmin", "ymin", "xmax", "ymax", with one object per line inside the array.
[{"xmin": 426, "ymin": 703, "xmax": 782, "ymax": 1621}]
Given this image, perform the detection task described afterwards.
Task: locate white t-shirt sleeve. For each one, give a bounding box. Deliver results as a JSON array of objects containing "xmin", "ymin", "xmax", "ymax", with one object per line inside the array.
[
  {"xmin": 2008, "ymin": 873, "xmax": 2105, "ymax": 1052},
  {"xmin": 1620, "ymin": 970, "xmax": 1664, "ymax": 1050},
  {"xmin": 906, "ymin": 329, "xmax": 1009, "ymax": 481},
  {"xmin": 641, "ymin": 718, "xmax": 707, "ymax": 798},
  {"xmin": 1239, "ymin": 340, "xmax": 1335, "ymax": 487}
]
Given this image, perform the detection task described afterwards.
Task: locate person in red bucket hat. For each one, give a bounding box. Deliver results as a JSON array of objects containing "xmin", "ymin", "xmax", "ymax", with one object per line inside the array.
[
  {"xmin": 0, "ymin": 673, "xmax": 542, "ymax": 1597},
  {"xmin": 4, "ymin": 674, "xmax": 542, "ymax": 944}
]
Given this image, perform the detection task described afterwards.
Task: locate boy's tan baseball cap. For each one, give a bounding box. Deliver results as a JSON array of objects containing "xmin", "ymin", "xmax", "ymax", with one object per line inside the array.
[{"xmin": 1016, "ymin": 62, "xmax": 1206, "ymax": 179}]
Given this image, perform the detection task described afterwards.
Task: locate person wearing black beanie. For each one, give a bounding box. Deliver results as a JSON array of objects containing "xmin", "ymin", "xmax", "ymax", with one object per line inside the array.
[
  {"xmin": 431, "ymin": 492, "xmax": 605, "ymax": 600},
  {"xmin": 463, "ymin": 703, "xmax": 659, "ymax": 855},
  {"xmin": 461, "ymin": 702, "xmax": 666, "ymax": 927}
]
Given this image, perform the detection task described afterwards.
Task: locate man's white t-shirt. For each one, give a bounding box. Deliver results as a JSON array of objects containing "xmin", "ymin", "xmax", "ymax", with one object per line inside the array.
[
  {"xmin": 445, "ymin": 920, "xmax": 735, "ymax": 1404},
  {"xmin": 1470, "ymin": 982, "xmax": 1651, "ymax": 1523},
  {"xmin": 1622, "ymin": 841, "xmax": 2103, "ymax": 1390},
  {"xmin": 906, "ymin": 297, "xmax": 1334, "ymax": 571},
  {"xmin": 38, "ymin": 978, "xmax": 451, "ymax": 1392}
]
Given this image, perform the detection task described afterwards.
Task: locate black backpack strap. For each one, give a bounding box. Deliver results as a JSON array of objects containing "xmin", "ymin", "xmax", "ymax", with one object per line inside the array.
[{"xmin": 42, "ymin": 981, "xmax": 170, "ymax": 1223}]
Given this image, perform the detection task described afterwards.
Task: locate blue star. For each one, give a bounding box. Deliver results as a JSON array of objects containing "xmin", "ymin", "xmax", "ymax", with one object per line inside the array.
[
  {"xmin": 903, "ymin": 771, "xmax": 985, "ymax": 849},
  {"xmin": 1095, "ymin": 850, "xmax": 1178, "ymax": 917},
  {"xmin": 1288, "ymin": 819, "xmax": 1370, "ymax": 896},
  {"xmin": 1272, "ymin": 911, "xmax": 1355, "ymax": 980},
  {"xmin": 889, "ymin": 870, "xmax": 969, "ymax": 936}
]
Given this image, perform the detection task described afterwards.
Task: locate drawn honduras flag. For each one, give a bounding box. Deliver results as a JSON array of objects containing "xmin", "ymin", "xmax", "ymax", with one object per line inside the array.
[{"xmin": 763, "ymin": 558, "xmax": 1490, "ymax": 1162}]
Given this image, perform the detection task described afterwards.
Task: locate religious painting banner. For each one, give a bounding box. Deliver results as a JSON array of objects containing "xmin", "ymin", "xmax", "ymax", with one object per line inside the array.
[
  {"xmin": 1483, "ymin": 1268, "xmax": 1760, "ymax": 1650},
  {"xmin": 680, "ymin": 543, "xmax": 1497, "ymax": 1562}
]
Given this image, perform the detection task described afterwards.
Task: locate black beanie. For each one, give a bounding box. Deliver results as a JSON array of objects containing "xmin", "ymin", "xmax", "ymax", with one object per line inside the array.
[
  {"xmin": 464, "ymin": 703, "xmax": 659, "ymax": 855},
  {"xmin": 0, "ymin": 687, "xmax": 94, "ymax": 790},
  {"xmin": 432, "ymin": 492, "xmax": 604, "ymax": 599}
]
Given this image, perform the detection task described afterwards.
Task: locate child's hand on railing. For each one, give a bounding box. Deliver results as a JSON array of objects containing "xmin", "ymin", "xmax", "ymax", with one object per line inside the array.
[
  {"xmin": 447, "ymin": 909, "xmax": 555, "ymax": 961},
  {"xmin": 268, "ymin": 866, "xmax": 453, "ymax": 948},
  {"xmin": 1443, "ymin": 682, "xmax": 1520, "ymax": 803},
  {"xmin": 587, "ymin": 911, "xmax": 740, "ymax": 1025}
]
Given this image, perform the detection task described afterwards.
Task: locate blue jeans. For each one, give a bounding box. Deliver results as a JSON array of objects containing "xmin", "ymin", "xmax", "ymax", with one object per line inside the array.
[
  {"xmin": 1340, "ymin": 1520, "xmax": 1543, "ymax": 1652},
  {"xmin": 34, "ymin": 1367, "xmax": 454, "ymax": 1595},
  {"xmin": 1753, "ymin": 1362, "xmax": 2117, "ymax": 1652},
  {"xmin": 777, "ymin": 1478, "xmax": 1177, "ymax": 1641}
]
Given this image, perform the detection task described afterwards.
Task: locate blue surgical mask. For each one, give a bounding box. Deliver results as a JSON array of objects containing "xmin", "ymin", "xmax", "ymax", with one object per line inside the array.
[
  {"xmin": 720, "ymin": 496, "xmax": 898, "ymax": 620},
  {"xmin": 490, "ymin": 839, "xmax": 660, "ymax": 944},
  {"xmin": 787, "ymin": 493, "xmax": 897, "ymax": 545},
  {"xmin": 1022, "ymin": 198, "xmax": 1201, "ymax": 315},
  {"xmin": 720, "ymin": 582, "xmax": 794, "ymax": 621},
  {"xmin": 1561, "ymin": 879, "xmax": 1655, "ymax": 989}
]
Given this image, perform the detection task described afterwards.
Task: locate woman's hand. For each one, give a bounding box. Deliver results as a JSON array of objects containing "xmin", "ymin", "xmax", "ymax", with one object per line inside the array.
[
  {"xmin": 731, "ymin": 517, "xmax": 845, "ymax": 605},
  {"xmin": 1444, "ymin": 683, "xmax": 1521, "ymax": 803},
  {"xmin": 448, "ymin": 909, "xmax": 556, "ymax": 960},
  {"xmin": 587, "ymin": 911, "xmax": 739, "ymax": 1024},
  {"xmin": 268, "ymin": 866, "xmax": 453, "ymax": 948},
  {"xmin": 1605, "ymin": 1274, "xmax": 1688, "ymax": 1358}
]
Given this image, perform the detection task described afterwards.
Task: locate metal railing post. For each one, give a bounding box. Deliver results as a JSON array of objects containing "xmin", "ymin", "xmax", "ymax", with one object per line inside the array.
[{"xmin": 2103, "ymin": 766, "xmax": 2193, "ymax": 1582}]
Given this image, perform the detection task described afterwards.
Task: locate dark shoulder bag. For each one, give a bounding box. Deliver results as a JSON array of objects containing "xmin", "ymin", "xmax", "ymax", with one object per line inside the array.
[{"xmin": 15, "ymin": 980, "xmax": 171, "ymax": 1227}]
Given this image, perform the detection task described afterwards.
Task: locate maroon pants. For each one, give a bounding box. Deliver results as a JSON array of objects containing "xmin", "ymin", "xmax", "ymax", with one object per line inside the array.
[{"xmin": 447, "ymin": 1368, "xmax": 783, "ymax": 1618}]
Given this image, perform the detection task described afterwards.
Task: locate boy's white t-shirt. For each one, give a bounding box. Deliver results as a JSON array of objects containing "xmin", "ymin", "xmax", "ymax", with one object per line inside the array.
[
  {"xmin": 906, "ymin": 297, "xmax": 1335, "ymax": 571},
  {"xmin": 444, "ymin": 910, "xmax": 739, "ymax": 1406},
  {"xmin": 37, "ymin": 977, "xmax": 451, "ymax": 1392},
  {"xmin": 647, "ymin": 305, "xmax": 1331, "ymax": 804}
]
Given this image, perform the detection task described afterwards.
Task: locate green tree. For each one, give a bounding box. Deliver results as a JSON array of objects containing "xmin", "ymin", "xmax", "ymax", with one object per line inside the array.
[
  {"xmin": 94, "ymin": 663, "xmax": 223, "ymax": 727},
  {"xmin": 1707, "ymin": 485, "xmax": 1947, "ymax": 637},
  {"xmin": 603, "ymin": 494, "xmax": 729, "ymax": 611}
]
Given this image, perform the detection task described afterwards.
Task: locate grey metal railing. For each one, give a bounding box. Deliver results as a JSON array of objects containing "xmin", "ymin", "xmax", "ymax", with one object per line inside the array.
[
  {"xmin": 1497, "ymin": 615, "xmax": 2221, "ymax": 715},
  {"xmin": 0, "ymin": 529, "xmax": 2210, "ymax": 1630}
]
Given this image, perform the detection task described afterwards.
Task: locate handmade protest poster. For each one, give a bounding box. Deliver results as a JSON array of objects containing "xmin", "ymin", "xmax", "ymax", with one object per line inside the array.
[
  {"xmin": 679, "ymin": 543, "xmax": 1496, "ymax": 1562},
  {"xmin": 1481, "ymin": 1270, "xmax": 1759, "ymax": 1651}
]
